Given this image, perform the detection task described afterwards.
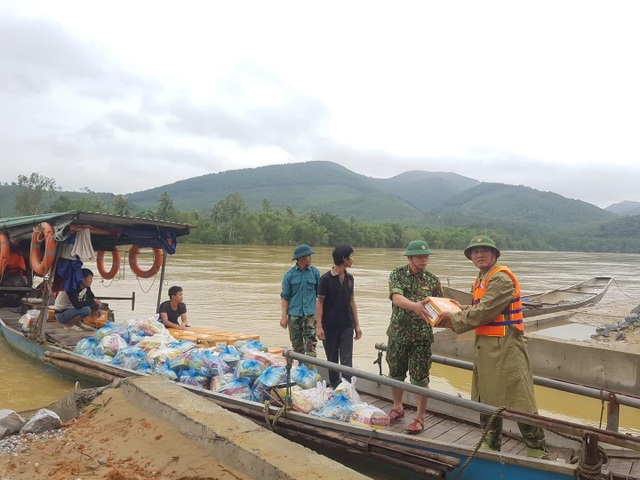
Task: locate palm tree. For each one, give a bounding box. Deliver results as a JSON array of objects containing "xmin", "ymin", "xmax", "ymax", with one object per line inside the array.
[{"xmin": 157, "ymin": 192, "xmax": 175, "ymax": 220}]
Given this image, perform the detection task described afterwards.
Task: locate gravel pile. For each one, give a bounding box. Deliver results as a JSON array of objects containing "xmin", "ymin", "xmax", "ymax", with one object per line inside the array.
[{"xmin": 0, "ymin": 428, "xmax": 67, "ymax": 456}]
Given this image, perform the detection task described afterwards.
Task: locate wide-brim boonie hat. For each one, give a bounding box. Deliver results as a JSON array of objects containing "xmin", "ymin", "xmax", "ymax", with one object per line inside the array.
[
  {"xmin": 464, "ymin": 236, "xmax": 501, "ymax": 259},
  {"xmin": 292, "ymin": 244, "xmax": 316, "ymax": 260},
  {"xmin": 403, "ymin": 240, "xmax": 433, "ymax": 256}
]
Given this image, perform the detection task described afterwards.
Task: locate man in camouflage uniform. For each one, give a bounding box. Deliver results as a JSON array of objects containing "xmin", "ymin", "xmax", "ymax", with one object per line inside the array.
[
  {"xmin": 386, "ymin": 240, "xmax": 443, "ymax": 435},
  {"xmin": 280, "ymin": 244, "xmax": 321, "ymax": 358},
  {"xmin": 438, "ymin": 236, "xmax": 550, "ymax": 459}
]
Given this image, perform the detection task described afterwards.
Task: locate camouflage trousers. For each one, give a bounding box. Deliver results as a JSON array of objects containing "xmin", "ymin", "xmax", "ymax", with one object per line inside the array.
[
  {"xmin": 480, "ymin": 414, "xmax": 549, "ymax": 453},
  {"xmin": 288, "ymin": 315, "xmax": 317, "ymax": 358},
  {"xmin": 385, "ymin": 340, "xmax": 432, "ymax": 387}
]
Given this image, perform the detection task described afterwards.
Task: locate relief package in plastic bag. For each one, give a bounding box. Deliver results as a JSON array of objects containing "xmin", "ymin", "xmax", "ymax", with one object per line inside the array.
[
  {"xmin": 290, "ymin": 380, "xmax": 334, "ymax": 413},
  {"xmin": 253, "ymin": 365, "xmax": 288, "ymax": 399},
  {"xmin": 74, "ymin": 336, "xmax": 98, "ymax": 356},
  {"xmin": 292, "ymin": 364, "xmax": 322, "ymax": 389},
  {"xmin": 178, "ymin": 367, "xmax": 209, "ymax": 388},
  {"xmin": 350, "ymin": 402, "xmax": 390, "ymax": 429},
  {"xmin": 210, "ymin": 372, "xmax": 235, "ymax": 392},
  {"xmin": 334, "ymin": 377, "xmax": 362, "ymax": 404},
  {"xmin": 218, "ymin": 377, "xmax": 253, "ymax": 400},
  {"xmin": 234, "ymin": 359, "xmax": 264, "ymax": 384},
  {"xmin": 313, "ymin": 393, "xmax": 352, "ymax": 422},
  {"xmin": 198, "ymin": 349, "xmax": 231, "ymax": 377},
  {"xmin": 218, "ymin": 345, "xmax": 241, "ymax": 367},
  {"xmin": 153, "ymin": 359, "xmax": 178, "ymax": 381},
  {"xmin": 99, "ymin": 333, "xmax": 128, "ymax": 356},
  {"xmin": 18, "ymin": 309, "xmax": 40, "ymax": 332}
]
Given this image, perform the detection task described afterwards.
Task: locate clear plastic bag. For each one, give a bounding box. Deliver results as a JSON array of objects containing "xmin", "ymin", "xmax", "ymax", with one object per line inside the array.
[{"xmin": 18, "ymin": 309, "xmax": 40, "ymax": 332}]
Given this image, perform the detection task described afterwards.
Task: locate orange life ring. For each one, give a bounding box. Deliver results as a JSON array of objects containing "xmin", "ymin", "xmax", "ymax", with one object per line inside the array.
[
  {"xmin": 128, "ymin": 245, "xmax": 163, "ymax": 278},
  {"xmin": 30, "ymin": 222, "xmax": 56, "ymax": 276},
  {"xmin": 0, "ymin": 233, "xmax": 9, "ymax": 275},
  {"xmin": 96, "ymin": 247, "xmax": 121, "ymax": 280}
]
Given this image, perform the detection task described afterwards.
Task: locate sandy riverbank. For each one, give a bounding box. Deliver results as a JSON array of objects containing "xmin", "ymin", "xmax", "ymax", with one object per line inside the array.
[
  {"xmin": 0, "ymin": 377, "xmax": 369, "ymax": 480},
  {"xmin": 559, "ymin": 299, "xmax": 640, "ymax": 353}
]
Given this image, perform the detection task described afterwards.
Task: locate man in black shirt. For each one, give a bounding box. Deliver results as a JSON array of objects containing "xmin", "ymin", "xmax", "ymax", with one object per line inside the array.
[
  {"xmin": 316, "ymin": 245, "xmax": 362, "ymax": 388},
  {"xmin": 159, "ymin": 285, "xmax": 190, "ymax": 330}
]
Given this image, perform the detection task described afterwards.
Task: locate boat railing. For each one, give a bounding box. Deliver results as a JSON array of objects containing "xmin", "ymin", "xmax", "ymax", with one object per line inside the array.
[
  {"xmin": 283, "ymin": 349, "xmax": 640, "ymax": 453},
  {"xmin": 374, "ymin": 342, "xmax": 640, "ymax": 434}
]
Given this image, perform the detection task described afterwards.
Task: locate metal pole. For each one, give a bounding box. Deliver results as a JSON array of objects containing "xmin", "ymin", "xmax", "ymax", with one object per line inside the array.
[
  {"xmin": 155, "ymin": 250, "xmax": 167, "ymax": 313},
  {"xmin": 283, "ymin": 349, "xmax": 640, "ymax": 452},
  {"xmin": 375, "ymin": 342, "xmax": 640, "ymax": 413}
]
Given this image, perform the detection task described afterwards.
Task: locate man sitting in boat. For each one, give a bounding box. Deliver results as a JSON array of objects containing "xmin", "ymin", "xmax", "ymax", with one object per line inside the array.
[
  {"xmin": 53, "ymin": 268, "xmax": 101, "ymax": 331},
  {"xmin": 158, "ymin": 285, "xmax": 190, "ymax": 330}
]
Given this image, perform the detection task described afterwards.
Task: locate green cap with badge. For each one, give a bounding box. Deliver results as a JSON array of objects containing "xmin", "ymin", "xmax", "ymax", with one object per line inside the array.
[
  {"xmin": 464, "ymin": 236, "xmax": 501, "ymax": 259},
  {"xmin": 403, "ymin": 239, "xmax": 433, "ymax": 256}
]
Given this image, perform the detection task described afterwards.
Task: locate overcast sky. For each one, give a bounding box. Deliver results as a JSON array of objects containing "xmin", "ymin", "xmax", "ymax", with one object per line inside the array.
[{"xmin": 1, "ymin": 1, "xmax": 638, "ymax": 209}]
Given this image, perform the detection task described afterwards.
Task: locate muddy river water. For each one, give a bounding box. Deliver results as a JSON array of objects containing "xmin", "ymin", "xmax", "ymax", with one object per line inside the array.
[{"xmin": 2, "ymin": 244, "xmax": 639, "ymax": 434}]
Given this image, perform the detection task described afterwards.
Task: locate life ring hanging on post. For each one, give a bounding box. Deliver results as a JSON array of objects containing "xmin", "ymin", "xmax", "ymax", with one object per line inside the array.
[
  {"xmin": 0, "ymin": 233, "xmax": 9, "ymax": 276},
  {"xmin": 128, "ymin": 245, "xmax": 163, "ymax": 278},
  {"xmin": 96, "ymin": 247, "xmax": 121, "ymax": 280},
  {"xmin": 30, "ymin": 222, "xmax": 56, "ymax": 277}
]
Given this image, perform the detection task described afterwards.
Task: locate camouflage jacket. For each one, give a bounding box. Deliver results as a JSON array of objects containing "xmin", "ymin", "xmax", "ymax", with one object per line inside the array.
[{"xmin": 387, "ymin": 264, "xmax": 443, "ymax": 344}]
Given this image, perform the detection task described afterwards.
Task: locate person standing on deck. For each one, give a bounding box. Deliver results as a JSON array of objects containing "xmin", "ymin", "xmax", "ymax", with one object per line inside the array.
[
  {"xmin": 280, "ymin": 245, "xmax": 321, "ymax": 359},
  {"xmin": 437, "ymin": 236, "xmax": 550, "ymax": 459},
  {"xmin": 386, "ymin": 240, "xmax": 443, "ymax": 435},
  {"xmin": 159, "ymin": 285, "xmax": 190, "ymax": 330},
  {"xmin": 316, "ymin": 245, "xmax": 362, "ymax": 388}
]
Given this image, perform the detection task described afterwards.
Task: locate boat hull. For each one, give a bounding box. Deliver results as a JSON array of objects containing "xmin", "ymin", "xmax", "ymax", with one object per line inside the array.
[{"xmin": 442, "ymin": 276, "xmax": 614, "ymax": 318}]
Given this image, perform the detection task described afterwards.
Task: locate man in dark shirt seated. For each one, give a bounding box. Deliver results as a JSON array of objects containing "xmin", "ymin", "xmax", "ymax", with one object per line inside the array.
[
  {"xmin": 158, "ymin": 285, "xmax": 190, "ymax": 330},
  {"xmin": 53, "ymin": 268, "xmax": 101, "ymax": 331}
]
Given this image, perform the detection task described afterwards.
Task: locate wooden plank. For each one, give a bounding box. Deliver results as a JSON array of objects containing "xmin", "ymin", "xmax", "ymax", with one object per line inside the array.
[
  {"xmin": 549, "ymin": 447, "xmax": 574, "ymax": 464},
  {"xmin": 433, "ymin": 423, "xmax": 476, "ymax": 444},
  {"xmin": 421, "ymin": 418, "xmax": 459, "ymax": 439},
  {"xmin": 605, "ymin": 457, "xmax": 632, "ymax": 476},
  {"xmin": 500, "ymin": 437, "xmax": 522, "ymax": 454},
  {"xmin": 454, "ymin": 427, "xmax": 484, "ymax": 448},
  {"xmin": 629, "ymin": 458, "xmax": 640, "ymax": 476}
]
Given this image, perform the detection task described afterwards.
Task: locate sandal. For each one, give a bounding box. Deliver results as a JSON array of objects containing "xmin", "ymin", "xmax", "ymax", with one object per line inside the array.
[
  {"xmin": 405, "ymin": 418, "xmax": 424, "ymax": 435},
  {"xmin": 388, "ymin": 407, "xmax": 405, "ymax": 423}
]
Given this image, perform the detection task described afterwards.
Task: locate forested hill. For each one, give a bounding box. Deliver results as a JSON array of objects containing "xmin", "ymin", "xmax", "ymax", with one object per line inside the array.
[
  {"xmin": 127, "ymin": 161, "xmax": 480, "ymax": 221},
  {"xmin": 126, "ymin": 161, "xmax": 613, "ymax": 228},
  {"xmin": 3, "ymin": 161, "xmax": 640, "ymax": 252}
]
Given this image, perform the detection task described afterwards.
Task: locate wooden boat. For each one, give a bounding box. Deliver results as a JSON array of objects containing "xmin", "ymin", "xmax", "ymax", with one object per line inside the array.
[
  {"xmin": 1, "ymin": 214, "xmax": 637, "ymax": 478},
  {"xmin": 0, "ymin": 210, "xmax": 191, "ymax": 384},
  {"xmin": 2, "ymin": 305, "xmax": 639, "ymax": 479},
  {"xmin": 443, "ymin": 276, "xmax": 614, "ymax": 318}
]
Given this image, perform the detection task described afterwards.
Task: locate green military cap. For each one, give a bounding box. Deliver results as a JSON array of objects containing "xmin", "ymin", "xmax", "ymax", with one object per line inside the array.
[
  {"xmin": 403, "ymin": 239, "xmax": 433, "ymax": 256},
  {"xmin": 464, "ymin": 236, "xmax": 501, "ymax": 259}
]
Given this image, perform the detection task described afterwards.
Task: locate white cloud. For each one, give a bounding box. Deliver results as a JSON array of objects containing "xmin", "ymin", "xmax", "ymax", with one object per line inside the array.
[{"xmin": 0, "ymin": 0, "xmax": 639, "ymax": 208}]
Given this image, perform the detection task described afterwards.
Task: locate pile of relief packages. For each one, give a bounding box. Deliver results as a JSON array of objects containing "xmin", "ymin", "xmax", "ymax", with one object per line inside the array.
[{"xmin": 72, "ymin": 315, "xmax": 391, "ymax": 429}]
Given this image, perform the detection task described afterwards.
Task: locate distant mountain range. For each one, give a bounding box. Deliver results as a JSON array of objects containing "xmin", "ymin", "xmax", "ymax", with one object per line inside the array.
[
  {"xmin": 2, "ymin": 161, "xmax": 640, "ymax": 252},
  {"xmin": 604, "ymin": 200, "xmax": 640, "ymax": 216}
]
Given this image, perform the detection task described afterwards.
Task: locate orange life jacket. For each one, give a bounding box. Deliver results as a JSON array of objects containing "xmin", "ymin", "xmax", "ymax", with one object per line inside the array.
[{"xmin": 473, "ymin": 265, "xmax": 524, "ymax": 337}]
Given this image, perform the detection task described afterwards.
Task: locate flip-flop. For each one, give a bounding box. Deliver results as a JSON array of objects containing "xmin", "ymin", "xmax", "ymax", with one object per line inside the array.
[
  {"xmin": 388, "ymin": 408, "xmax": 405, "ymax": 423},
  {"xmin": 405, "ymin": 418, "xmax": 424, "ymax": 435}
]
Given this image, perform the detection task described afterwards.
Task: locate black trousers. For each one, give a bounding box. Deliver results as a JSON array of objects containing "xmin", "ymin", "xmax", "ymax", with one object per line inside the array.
[{"xmin": 322, "ymin": 326, "xmax": 354, "ymax": 388}]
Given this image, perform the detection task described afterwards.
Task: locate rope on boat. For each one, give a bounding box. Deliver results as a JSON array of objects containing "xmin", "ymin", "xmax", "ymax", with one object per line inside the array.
[
  {"xmin": 452, "ymin": 406, "xmax": 507, "ymax": 480},
  {"xmin": 575, "ymin": 444, "xmax": 608, "ymax": 480},
  {"xmin": 612, "ymin": 277, "xmax": 640, "ymax": 300},
  {"xmin": 262, "ymin": 355, "xmax": 295, "ymax": 431}
]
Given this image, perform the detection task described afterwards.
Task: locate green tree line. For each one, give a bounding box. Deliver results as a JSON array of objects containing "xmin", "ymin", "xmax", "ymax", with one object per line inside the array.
[{"xmin": 8, "ymin": 172, "xmax": 526, "ymax": 251}]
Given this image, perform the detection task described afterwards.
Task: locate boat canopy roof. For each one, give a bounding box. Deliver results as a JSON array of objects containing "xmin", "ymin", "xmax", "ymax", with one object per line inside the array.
[{"xmin": 0, "ymin": 210, "xmax": 192, "ymax": 252}]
